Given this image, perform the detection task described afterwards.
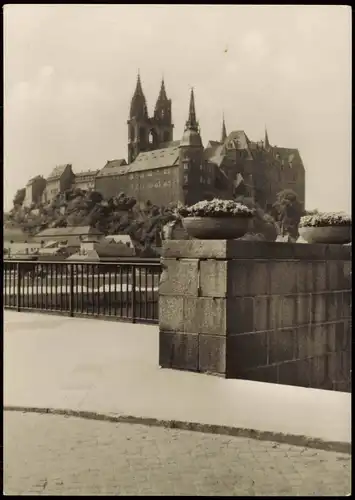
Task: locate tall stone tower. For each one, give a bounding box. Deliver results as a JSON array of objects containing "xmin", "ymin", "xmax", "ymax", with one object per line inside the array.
[
  {"xmin": 153, "ymin": 78, "xmax": 174, "ymax": 145},
  {"xmin": 127, "ymin": 73, "xmax": 174, "ymax": 163},
  {"xmin": 179, "ymin": 88, "xmax": 204, "ymax": 205}
]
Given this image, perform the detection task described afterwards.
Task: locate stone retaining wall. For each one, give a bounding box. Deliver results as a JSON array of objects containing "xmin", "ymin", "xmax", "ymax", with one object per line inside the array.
[{"xmin": 159, "ymin": 240, "xmax": 351, "ymax": 392}]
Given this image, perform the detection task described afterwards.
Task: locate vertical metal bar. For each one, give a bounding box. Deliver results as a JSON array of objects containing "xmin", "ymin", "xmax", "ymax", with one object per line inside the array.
[
  {"xmin": 102, "ymin": 264, "xmax": 106, "ymax": 317},
  {"xmin": 34, "ymin": 264, "xmax": 38, "ymax": 309},
  {"xmin": 59, "ymin": 264, "xmax": 63, "ymax": 312},
  {"xmin": 39, "ymin": 264, "xmax": 43, "ymax": 310},
  {"xmin": 44, "ymin": 265, "xmax": 47, "ymax": 310},
  {"xmin": 108, "ymin": 265, "xmax": 112, "ymax": 317},
  {"xmin": 119, "ymin": 266, "xmax": 123, "ymax": 318},
  {"xmin": 32, "ymin": 265, "xmax": 35, "ymax": 309},
  {"xmin": 4, "ymin": 263, "xmax": 7, "ymax": 307},
  {"xmin": 91, "ymin": 264, "xmax": 95, "ymax": 316},
  {"xmin": 145, "ymin": 267, "xmax": 148, "ymax": 321},
  {"xmin": 79, "ymin": 264, "xmax": 83, "ymax": 314},
  {"xmin": 50, "ymin": 263, "xmax": 53, "ymax": 311},
  {"xmin": 97, "ymin": 265, "xmax": 100, "ymax": 316},
  {"xmin": 138, "ymin": 265, "xmax": 142, "ymax": 320},
  {"xmin": 154, "ymin": 267, "xmax": 158, "ymax": 321},
  {"xmin": 131, "ymin": 264, "xmax": 136, "ymax": 323},
  {"xmin": 113, "ymin": 265, "xmax": 117, "ymax": 318},
  {"xmin": 54, "ymin": 263, "xmax": 58, "ymax": 311},
  {"xmin": 75, "ymin": 263, "xmax": 78, "ymax": 314},
  {"xmin": 85, "ymin": 264, "xmax": 89, "ymax": 316},
  {"xmin": 16, "ymin": 262, "xmax": 21, "ymax": 311},
  {"xmin": 69, "ymin": 264, "xmax": 74, "ymax": 317}
]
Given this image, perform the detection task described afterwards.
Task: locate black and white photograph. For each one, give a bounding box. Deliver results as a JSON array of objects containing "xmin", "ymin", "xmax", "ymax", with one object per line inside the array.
[{"xmin": 3, "ymin": 4, "xmax": 351, "ymax": 496}]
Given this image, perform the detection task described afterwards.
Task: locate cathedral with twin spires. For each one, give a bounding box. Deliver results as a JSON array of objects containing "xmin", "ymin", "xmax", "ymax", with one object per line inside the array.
[{"xmin": 78, "ymin": 72, "xmax": 306, "ymax": 210}]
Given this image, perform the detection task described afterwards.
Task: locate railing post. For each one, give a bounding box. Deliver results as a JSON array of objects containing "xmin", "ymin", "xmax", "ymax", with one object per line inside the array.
[
  {"xmin": 69, "ymin": 264, "xmax": 74, "ymax": 317},
  {"xmin": 131, "ymin": 265, "xmax": 136, "ymax": 323},
  {"xmin": 16, "ymin": 262, "xmax": 21, "ymax": 312}
]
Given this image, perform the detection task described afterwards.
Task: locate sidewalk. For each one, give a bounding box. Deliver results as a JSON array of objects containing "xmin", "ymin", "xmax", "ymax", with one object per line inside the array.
[
  {"xmin": 4, "ymin": 411, "xmax": 351, "ymax": 496},
  {"xmin": 4, "ymin": 310, "xmax": 351, "ymax": 449}
]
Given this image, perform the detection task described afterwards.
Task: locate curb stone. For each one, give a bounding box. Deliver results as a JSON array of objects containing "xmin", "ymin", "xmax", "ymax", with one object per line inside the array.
[{"xmin": 4, "ymin": 405, "xmax": 351, "ymax": 455}]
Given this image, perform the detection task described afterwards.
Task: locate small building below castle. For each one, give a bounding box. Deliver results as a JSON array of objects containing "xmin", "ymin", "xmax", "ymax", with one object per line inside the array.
[
  {"xmin": 43, "ymin": 164, "xmax": 74, "ymax": 203},
  {"xmin": 74, "ymin": 169, "xmax": 99, "ymax": 192},
  {"xmin": 33, "ymin": 226, "xmax": 104, "ymax": 247},
  {"xmin": 23, "ymin": 175, "xmax": 46, "ymax": 208}
]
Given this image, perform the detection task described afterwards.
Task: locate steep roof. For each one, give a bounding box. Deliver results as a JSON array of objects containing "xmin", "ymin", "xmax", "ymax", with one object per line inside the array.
[
  {"xmin": 159, "ymin": 140, "xmax": 180, "ymax": 149},
  {"xmin": 273, "ymin": 147, "xmax": 301, "ymax": 164},
  {"xmin": 47, "ymin": 164, "xmax": 72, "ymax": 181},
  {"xmin": 225, "ymin": 130, "xmax": 251, "ymax": 150},
  {"xmin": 206, "ymin": 140, "xmax": 221, "ymax": 148},
  {"xmin": 75, "ymin": 170, "xmax": 99, "ymax": 178},
  {"xmin": 35, "ymin": 226, "xmax": 103, "ymax": 238},
  {"xmin": 127, "ymin": 146, "xmax": 179, "ymax": 173},
  {"xmin": 204, "ymin": 142, "xmax": 223, "ymax": 162},
  {"xmin": 97, "ymin": 159, "xmax": 128, "ymax": 178},
  {"xmin": 4, "ymin": 227, "xmax": 31, "ymax": 242},
  {"xmin": 105, "ymin": 234, "xmax": 133, "ymax": 246},
  {"xmin": 26, "ymin": 175, "xmax": 45, "ymax": 187},
  {"xmin": 205, "ymin": 144, "xmax": 225, "ymax": 166},
  {"xmin": 67, "ymin": 241, "xmax": 135, "ymax": 260}
]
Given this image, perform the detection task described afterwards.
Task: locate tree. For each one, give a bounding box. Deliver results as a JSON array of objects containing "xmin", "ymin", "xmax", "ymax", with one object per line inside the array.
[
  {"xmin": 13, "ymin": 188, "xmax": 26, "ymax": 207},
  {"xmin": 272, "ymin": 189, "xmax": 304, "ymax": 240},
  {"xmin": 235, "ymin": 195, "xmax": 278, "ymax": 241}
]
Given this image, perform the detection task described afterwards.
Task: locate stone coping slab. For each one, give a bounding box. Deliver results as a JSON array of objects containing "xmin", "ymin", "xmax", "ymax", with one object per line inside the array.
[{"xmin": 162, "ymin": 240, "xmax": 351, "ymax": 260}]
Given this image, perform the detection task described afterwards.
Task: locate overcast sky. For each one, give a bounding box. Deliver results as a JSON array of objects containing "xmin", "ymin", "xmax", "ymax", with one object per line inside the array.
[{"xmin": 3, "ymin": 4, "xmax": 351, "ymax": 213}]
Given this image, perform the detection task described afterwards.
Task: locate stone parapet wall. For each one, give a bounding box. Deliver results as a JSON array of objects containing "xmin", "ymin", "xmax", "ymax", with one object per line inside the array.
[{"xmin": 159, "ymin": 240, "xmax": 351, "ymax": 392}]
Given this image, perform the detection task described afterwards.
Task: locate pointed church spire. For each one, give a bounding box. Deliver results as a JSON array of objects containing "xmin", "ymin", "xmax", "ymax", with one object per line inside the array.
[
  {"xmin": 157, "ymin": 77, "xmax": 168, "ymax": 102},
  {"xmin": 129, "ymin": 71, "xmax": 148, "ymax": 119},
  {"xmin": 185, "ymin": 87, "xmax": 198, "ymax": 132},
  {"xmin": 154, "ymin": 77, "xmax": 171, "ymax": 124},
  {"xmin": 134, "ymin": 70, "xmax": 144, "ymax": 96},
  {"xmin": 265, "ymin": 126, "xmax": 270, "ymax": 149},
  {"xmin": 221, "ymin": 113, "xmax": 227, "ymax": 143},
  {"xmin": 180, "ymin": 88, "xmax": 202, "ymax": 147}
]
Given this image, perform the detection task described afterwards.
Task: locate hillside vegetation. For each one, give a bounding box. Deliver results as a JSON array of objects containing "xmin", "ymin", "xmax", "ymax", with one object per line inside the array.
[
  {"xmin": 6, "ymin": 189, "xmax": 178, "ymax": 255},
  {"xmin": 5, "ymin": 187, "xmax": 306, "ymax": 249}
]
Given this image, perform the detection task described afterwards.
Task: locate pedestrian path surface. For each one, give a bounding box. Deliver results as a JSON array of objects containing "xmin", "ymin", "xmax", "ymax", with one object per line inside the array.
[
  {"xmin": 4, "ymin": 311, "xmax": 351, "ymax": 447},
  {"xmin": 4, "ymin": 412, "xmax": 351, "ymax": 496}
]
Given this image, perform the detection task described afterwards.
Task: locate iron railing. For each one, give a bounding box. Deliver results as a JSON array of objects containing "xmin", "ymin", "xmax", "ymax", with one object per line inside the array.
[{"xmin": 3, "ymin": 259, "xmax": 162, "ymax": 324}]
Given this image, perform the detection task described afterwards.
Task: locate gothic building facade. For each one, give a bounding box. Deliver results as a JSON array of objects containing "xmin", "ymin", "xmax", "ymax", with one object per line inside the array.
[{"xmin": 95, "ymin": 73, "xmax": 306, "ymax": 210}]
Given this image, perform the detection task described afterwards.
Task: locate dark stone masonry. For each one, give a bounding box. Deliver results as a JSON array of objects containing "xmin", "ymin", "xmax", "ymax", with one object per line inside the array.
[{"xmin": 159, "ymin": 240, "xmax": 352, "ymax": 392}]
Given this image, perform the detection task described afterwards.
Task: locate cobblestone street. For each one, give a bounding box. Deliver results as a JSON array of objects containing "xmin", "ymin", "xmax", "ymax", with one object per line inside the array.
[{"xmin": 4, "ymin": 411, "xmax": 351, "ymax": 496}]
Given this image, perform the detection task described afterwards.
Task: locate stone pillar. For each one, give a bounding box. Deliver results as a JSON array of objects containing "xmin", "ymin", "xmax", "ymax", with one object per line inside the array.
[{"xmin": 159, "ymin": 240, "xmax": 351, "ymax": 391}]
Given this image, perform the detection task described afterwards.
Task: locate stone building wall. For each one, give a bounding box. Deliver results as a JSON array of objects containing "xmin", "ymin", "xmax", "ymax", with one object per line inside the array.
[
  {"xmin": 96, "ymin": 166, "xmax": 182, "ymax": 206},
  {"xmin": 159, "ymin": 240, "xmax": 351, "ymax": 392}
]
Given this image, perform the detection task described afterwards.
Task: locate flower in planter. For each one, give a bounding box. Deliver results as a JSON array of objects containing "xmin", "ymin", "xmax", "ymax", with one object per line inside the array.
[
  {"xmin": 178, "ymin": 198, "xmax": 255, "ymax": 218},
  {"xmin": 299, "ymin": 212, "xmax": 351, "ymax": 228}
]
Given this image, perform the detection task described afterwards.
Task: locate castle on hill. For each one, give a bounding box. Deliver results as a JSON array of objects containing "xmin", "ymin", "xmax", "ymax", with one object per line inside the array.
[{"xmin": 23, "ymin": 73, "xmax": 305, "ymax": 211}]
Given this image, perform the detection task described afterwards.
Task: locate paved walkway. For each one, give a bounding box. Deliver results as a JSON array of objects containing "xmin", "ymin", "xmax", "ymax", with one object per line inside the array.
[
  {"xmin": 4, "ymin": 411, "xmax": 351, "ymax": 496},
  {"xmin": 4, "ymin": 311, "xmax": 351, "ymax": 448}
]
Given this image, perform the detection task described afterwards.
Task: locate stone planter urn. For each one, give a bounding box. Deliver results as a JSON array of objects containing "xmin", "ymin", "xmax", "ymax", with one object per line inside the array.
[
  {"xmin": 182, "ymin": 216, "xmax": 251, "ymax": 240},
  {"xmin": 299, "ymin": 225, "xmax": 352, "ymax": 244},
  {"xmin": 179, "ymin": 199, "xmax": 255, "ymax": 240}
]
